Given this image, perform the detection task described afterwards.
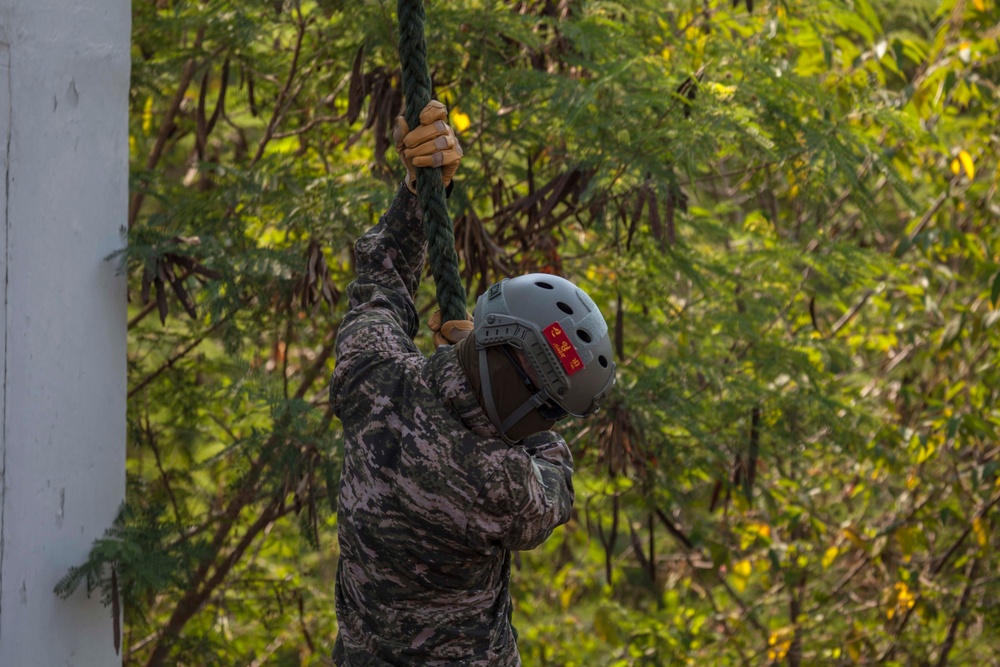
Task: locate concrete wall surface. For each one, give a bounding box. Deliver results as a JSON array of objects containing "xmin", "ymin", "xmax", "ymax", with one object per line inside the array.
[{"xmin": 0, "ymin": 1, "xmax": 129, "ymax": 665}]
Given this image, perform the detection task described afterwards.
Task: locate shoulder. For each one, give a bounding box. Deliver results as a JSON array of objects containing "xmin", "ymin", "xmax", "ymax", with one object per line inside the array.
[
  {"xmin": 330, "ymin": 317, "xmax": 427, "ymax": 414},
  {"xmin": 336, "ymin": 307, "xmax": 421, "ymax": 365}
]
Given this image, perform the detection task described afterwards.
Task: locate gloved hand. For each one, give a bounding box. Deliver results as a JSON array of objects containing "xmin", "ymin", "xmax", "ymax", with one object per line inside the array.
[
  {"xmin": 393, "ymin": 100, "xmax": 463, "ymax": 194},
  {"xmin": 428, "ymin": 309, "xmax": 474, "ymax": 346}
]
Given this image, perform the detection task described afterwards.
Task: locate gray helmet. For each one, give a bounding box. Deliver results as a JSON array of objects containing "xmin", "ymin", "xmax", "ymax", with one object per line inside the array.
[{"xmin": 473, "ymin": 273, "xmax": 616, "ymax": 438}]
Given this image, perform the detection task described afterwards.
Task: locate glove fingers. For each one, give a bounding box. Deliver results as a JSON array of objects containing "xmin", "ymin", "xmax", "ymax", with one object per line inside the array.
[
  {"xmin": 392, "ymin": 116, "xmax": 410, "ymax": 151},
  {"xmin": 429, "ymin": 309, "xmax": 474, "ymax": 345},
  {"xmin": 428, "ymin": 310, "xmax": 443, "ymax": 333},
  {"xmin": 397, "ymin": 101, "xmax": 462, "ymax": 191},
  {"xmin": 418, "ymin": 100, "xmax": 448, "ymax": 126},
  {"xmin": 403, "ymin": 120, "xmax": 450, "ymax": 149},
  {"xmin": 440, "ymin": 162, "xmax": 460, "ymax": 185},
  {"xmin": 433, "ymin": 322, "xmax": 474, "ymax": 345},
  {"xmin": 411, "ymin": 148, "xmax": 463, "ymax": 169},
  {"xmin": 404, "ymin": 133, "xmax": 456, "ymax": 158},
  {"xmin": 440, "ymin": 320, "xmax": 474, "ymax": 344}
]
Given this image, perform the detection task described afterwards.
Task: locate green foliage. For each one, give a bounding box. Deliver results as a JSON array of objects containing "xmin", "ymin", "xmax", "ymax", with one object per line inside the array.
[
  {"xmin": 54, "ymin": 499, "xmax": 185, "ymax": 612},
  {"xmin": 61, "ymin": 0, "xmax": 1000, "ymax": 664}
]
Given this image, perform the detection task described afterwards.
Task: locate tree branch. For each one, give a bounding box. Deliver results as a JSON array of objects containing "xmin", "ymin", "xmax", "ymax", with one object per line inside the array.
[
  {"xmin": 249, "ymin": 16, "xmax": 309, "ymax": 167},
  {"xmin": 934, "ymin": 556, "xmax": 978, "ymax": 667},
  {"xmin": 130, "ymin": 29, "xmax": 205, "ymax": 226},
  {"xmin": 143, "ymin": 495, "xmax": 289, "ymax": 667},
  {"xmin": 128, "ymin": 316, "xmax": 229, "ymax": 399}
]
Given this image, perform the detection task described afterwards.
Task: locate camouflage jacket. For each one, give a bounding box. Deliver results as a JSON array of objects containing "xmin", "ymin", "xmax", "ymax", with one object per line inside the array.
[{"xmin": 329, "ymin": 185, "xmax": 575, "ymax": 667}]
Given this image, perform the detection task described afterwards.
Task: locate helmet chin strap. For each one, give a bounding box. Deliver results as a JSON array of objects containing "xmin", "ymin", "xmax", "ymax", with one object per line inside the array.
[
  {"xmin": 500, "ymin": 392, "xmax": 551, "ymax": 434},
  {"xmin": 478, "ymin": 347, "xmax": 551, "ymax": 445}
]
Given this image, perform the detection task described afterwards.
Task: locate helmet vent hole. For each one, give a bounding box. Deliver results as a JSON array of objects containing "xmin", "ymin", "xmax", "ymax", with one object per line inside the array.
[
  {"xmin": 598, "ymin": 355, "xmax": 609, "ymax": 368},
  {"xmin": 577, "ymin": 329, "xmax": 592, "ymax": 343},
  {"xmin": 557, "ymin": 301, "xmax": 574, "ymax": 315},
  {"xmin": 535, "ymin": 281, "xmax": 555, "ymax": 290}
]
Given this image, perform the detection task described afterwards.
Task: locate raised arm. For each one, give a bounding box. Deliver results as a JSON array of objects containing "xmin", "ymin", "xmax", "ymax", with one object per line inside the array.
[
  {"xmin": 330, "ymin": 101, "xmax": 463, "ymax": 388},
  {"xmin": 344, "ymin": 99, "xmax": 462, "ymax": 335},
  {"xmin": 338, "ymin": 186, "xmax": 427, "ymax": 344}
]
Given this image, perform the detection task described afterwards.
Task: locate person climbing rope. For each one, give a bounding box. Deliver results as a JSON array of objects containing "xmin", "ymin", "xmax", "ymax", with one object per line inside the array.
[{"xmin": 328, "ymin": 100, "xmax": 616, "ymax": 667}]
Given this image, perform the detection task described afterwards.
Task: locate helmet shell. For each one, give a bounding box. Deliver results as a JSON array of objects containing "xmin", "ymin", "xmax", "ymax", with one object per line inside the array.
[{"xmin": 473, "ymin": 273, "xmax": 616, "ymax": 416}]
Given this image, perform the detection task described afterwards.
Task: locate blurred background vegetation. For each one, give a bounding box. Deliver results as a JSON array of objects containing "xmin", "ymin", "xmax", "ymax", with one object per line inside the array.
[{"xmin": 59, "ymin": 0, "xmax": 1000, "ymax": 664}]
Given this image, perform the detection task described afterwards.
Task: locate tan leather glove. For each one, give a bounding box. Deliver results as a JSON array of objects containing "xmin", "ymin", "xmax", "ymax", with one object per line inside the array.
[
  {"xmin": 428, "ymin": 309, "xmax": 474, "ymax": 346},
  {"xmin": 393, "ymin": 100, "xmax": 463, "ymax": 194}
]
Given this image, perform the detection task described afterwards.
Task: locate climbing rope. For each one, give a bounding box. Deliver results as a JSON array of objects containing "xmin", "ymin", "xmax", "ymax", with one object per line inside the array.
[{"xmin": 397, "ymin": 0, "xmax": 468, "ymax": 325}]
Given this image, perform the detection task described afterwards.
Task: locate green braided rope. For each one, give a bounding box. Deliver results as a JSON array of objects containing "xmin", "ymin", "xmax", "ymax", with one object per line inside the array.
[{"xmin": 397, "ymin": 0, "xmax": 468, "ymax": 324}]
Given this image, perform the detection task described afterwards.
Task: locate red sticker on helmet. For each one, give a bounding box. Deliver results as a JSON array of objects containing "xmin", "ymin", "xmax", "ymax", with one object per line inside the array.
[{"xmin": 543, "ymin": 322, "xmax": 585, "ymax": 376}]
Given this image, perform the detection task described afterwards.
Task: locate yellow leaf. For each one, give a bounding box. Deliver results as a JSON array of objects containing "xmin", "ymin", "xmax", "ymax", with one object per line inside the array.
[
  {"xmin": 822, "ymin": 546, "xmax": 839, "ymax": 569},
  {"xmin": 731, "ymin": 559, "xmax": 752, "ymax": 593},
  {"xmin": 560, "ymin": 586, "xmax": 574, "ymax": 610},
  {"xmin": 892, "ymin": 581, "xmax": 916, "ymax": 618},
  {"xmin": 450, "ymin": 109, "xmax": 471, "ymax": 133},
  {"xmin": 973, "ymin": 517, "xmax": 988, "ymax": 547},
  {"xmin": 843, "ymin": 526, "xmax": 866, "ymax": 549},
  {"xmin": 950, "ymin": 158, "xmax": 961, "ymax": 176},
  {"xmin": 973, "ymin": 0, "xmax": 986, "ymax": 9},
  {"xmin": 741, "ymin": 522, "xmax": 772, "ymax": 549},
  {"xmin": 958, "ymin": 150, "xmax": 975, "ymax": 179},
  {"xmin": 707, "ymin": 81, "xmax": 736, "ymax": 101},
  {"xmin": 768, "ymin": 628, "xmax": 794, "ymax": 662},
  {"xmin": 142, "ymin": 96, "xmax": 154, "ymax": 135}
]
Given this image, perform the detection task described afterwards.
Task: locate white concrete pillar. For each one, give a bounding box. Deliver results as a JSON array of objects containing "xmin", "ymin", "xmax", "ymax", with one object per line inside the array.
[{"xmin": 0, "ymin": 1, "xmax": 129, "ymax": 665}]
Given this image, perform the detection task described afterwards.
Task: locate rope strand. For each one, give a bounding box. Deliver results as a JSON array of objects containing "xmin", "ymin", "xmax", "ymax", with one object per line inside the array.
[{"xmin": 397, "ymin": 0, "xmax": 468, "ymax": 323}]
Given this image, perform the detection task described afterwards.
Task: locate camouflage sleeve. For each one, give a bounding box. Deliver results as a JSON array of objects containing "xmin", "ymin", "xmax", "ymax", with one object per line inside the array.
[
  {"xmin": 336, "ymin": 185, "xmax": 426, "ymax": 351},
  {"xmin": 521, "ymin": 430, "xmax": 576, "ymax": 492},
  {"xmin": 468, "ymin": 432, "xmax": 575, "ymax": 553}
]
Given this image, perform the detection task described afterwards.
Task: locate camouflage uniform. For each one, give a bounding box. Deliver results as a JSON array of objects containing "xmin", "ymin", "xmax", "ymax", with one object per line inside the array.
[{"xmin": 329, "ymin": 185, "xmax": 575, "ymax": 666}]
